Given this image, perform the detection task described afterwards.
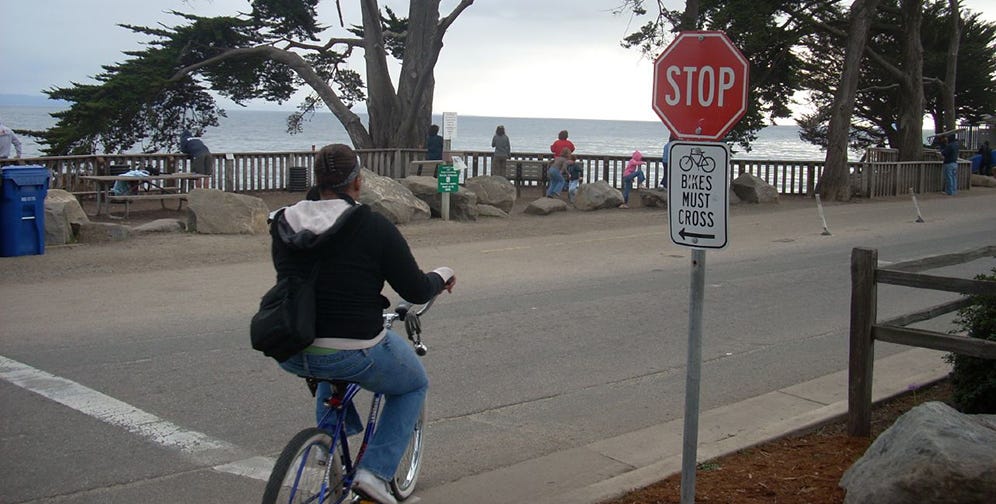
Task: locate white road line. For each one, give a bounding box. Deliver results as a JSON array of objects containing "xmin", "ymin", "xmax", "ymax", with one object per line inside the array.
[{"xmin": 0, "ymin": 354, "xmax": 273, "ymax": 478}]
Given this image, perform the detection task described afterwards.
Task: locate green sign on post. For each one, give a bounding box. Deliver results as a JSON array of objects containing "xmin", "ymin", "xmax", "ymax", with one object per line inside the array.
[{"xmin": 437, "ymin": 165, "xmax": 459, "ymax": 193}]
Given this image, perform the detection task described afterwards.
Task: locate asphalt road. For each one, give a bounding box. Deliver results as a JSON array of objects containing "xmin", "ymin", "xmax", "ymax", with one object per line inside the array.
[{"xmin": 2, "ymin": 190, "xmax": 995, "ymax": 503}]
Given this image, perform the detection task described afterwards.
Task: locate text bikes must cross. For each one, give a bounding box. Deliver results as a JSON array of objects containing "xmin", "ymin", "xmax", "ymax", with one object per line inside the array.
[{"xmin": 667, "ymin": 142, "xmax": 729, "ymax": 250}]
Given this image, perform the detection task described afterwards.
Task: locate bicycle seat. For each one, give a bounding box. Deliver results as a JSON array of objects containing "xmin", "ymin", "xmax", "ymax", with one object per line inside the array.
[{"xmin": 301, "ymin": 376, "xmax": 354, "ymax": 398}]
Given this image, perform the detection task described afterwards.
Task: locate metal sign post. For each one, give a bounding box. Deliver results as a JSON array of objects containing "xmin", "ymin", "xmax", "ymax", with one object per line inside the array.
[
  {"xmin": 437, "ymin": 164, "xmax": 459, "ymax": 221},
  {"xmin": 680, "ymin": 247, "xmax": 706, "ymax": 504}
]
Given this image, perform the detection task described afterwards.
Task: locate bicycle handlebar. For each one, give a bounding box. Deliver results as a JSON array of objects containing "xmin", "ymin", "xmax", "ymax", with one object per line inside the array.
[{"xmin": 383, "ymin": 295, "xmax": 438, "ymax": 356}]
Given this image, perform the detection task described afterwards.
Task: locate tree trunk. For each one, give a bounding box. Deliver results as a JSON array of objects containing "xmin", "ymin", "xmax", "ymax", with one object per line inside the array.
[
  {"xmin": 895, "ymin": 0, "xmax": 924, "ymax": 161},
  {"xmin": 360, "ymin": 0, "xmax": 401, "ymax": 149},
  {"xmin": 819, "ymin": 0, "xmax": 882, "ymax": 201},
  {"xmin": 942, "ymin": 0, "xmax": 960, "ymax": 133},
  {"xmin": 396, "ymin": 0, "xmax": 442, "ymax": 149},
  {"xmin": 680, "ymin": 0, "xmax": 700, "ymax": 30}
]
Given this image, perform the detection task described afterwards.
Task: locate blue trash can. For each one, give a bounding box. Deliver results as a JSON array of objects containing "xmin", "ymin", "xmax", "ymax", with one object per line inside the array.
[{"xmin": 1, "ymin": 166, "xmax": 51, "ymax": 257}]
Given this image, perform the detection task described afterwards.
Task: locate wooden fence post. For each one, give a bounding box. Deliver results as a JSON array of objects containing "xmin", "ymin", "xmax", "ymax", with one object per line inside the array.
[
  {"xmin": 848, "ymin": 247, "xmax": 878, "ymax": 436},
  {"xmin": 224, "ymin": 154, "xmax": 235, "ymax": 192}
]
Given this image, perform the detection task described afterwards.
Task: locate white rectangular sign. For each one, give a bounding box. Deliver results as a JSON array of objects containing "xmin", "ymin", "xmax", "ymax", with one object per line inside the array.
[
  {"xmin": 442, "ymin": 112, "xmax": 458, "ymax": 140},
  {"xmin": 667, "ymin": 141, "xmax": 730, "ymax": 249}
]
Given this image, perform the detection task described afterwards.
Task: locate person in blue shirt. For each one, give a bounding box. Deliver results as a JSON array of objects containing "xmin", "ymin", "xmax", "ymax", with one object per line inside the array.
[
  {"xmin": 423, "ymin": 124, "xmax": 444, "ymax": 177},
  {"xmin": 566, "ymin": 154, "xmax": 583, "ymax": 203},
  {"xmin": 939, "ymin": 134, "xmax": 959, "ymax": 196},
  {"xmin": 660, "ymin": 134, "xmax": 674, "ymax": 188}
]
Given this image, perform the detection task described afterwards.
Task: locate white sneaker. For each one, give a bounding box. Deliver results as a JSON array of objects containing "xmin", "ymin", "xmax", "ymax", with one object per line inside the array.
[{"xmin": 353, "ymin": 468, "xmax": 398, "ymax": 504}]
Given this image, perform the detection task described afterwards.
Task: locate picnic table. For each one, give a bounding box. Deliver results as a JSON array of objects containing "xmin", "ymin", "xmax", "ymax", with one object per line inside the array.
[
  {"xmin": 506, "ymin": 159, "xmax": 550, "ymax": 196},
  {"xmin": 407, "ymin": 160, "xmax": 443, "ymax": 177},
  {"xmin": 80, "ymin": 172, "xmax": 208, "ymax": 219}
]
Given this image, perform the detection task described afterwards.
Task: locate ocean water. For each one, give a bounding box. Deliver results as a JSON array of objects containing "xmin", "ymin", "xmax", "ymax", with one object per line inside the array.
[{"xmin": 3, "ymin": 105, "xmax": 844, "ymax": 161}]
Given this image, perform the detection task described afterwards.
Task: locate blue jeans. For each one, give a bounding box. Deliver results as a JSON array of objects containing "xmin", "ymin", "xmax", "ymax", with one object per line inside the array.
[
  {"xmin": 943, "ymin": 163, "xmax": 957, "ymax": 195},
  {"xmin": 547, "ymin": 167, "xmax": 565, "ymax": 197},
  {"xmin": 622, "ymin": 169, "xmax": 646, "ymax": 203},
  {"xmin": 278, "ymin": 331, "xmax": 428, "ymax": 481}
]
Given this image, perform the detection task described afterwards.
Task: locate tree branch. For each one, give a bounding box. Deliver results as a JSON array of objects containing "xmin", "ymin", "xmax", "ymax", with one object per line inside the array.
[
  {"xmin": 169, "ymin": 45, "xmax": 366, "ymax": 139},
  {"xmin": 439, "ymin": 0, "xmax": 474, "ymax": 33},
  {"xmin": 858, "ymin": 83, "xmax": 899, "ymax": 92},
  {"xmin": 281, "ymin": 36, "xmax": 364, "ymax": 52},
  {"xmin": 784, "ymin": 4, "xmax": 905, "ymax": 79}
]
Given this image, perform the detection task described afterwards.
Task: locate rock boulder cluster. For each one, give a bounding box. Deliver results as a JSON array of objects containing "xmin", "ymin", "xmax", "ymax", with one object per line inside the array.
[{"xmin": 42, "ymin": 171, "xmax": 783, "ymax": 243}]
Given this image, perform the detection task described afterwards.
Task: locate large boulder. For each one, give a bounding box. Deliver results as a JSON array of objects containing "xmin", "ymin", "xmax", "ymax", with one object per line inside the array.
[
  {"xmin": 465, "ymin": 176, "xmax": 516, "ymax": 213},
  {"xmin": 45, "ymin": 189, "xmax": 89, "ymax": 225},
  {"xmin": 729, "ymin": 188, "xmax": 742, "ymax": 205},
  {"xmin": 44, "ymin": 189, "xmax": 89, "ymax": 245},
  {"xmin": 44, "ymin": 202, "xmax": 72, "ymax": 245},
  {"xmin": 401, "ymin": 175, "xmax": 479, "ymax": 221},
  {"xmin": 840, "ymin": 401, "xmax": 996, "ymax": 504},
  {"xmin": 73, "ymin": 222, "xmax": 130, "ymax": 243},
  {"xmin": 186, "ymin": 189, "xmax": 269, "ymax": 234},
  {"xmin": 639, "ymin": 188, "xmax": 668, "ymax": 208},
  {"xmin": 970, "ymin": 174, "xmax": 996, "ymax": 187},
  {"xmin": 732, "ymin": 173, "xmax": 779, "ymax": 203},
  {"xmin": 358, "ymin": 169, "xmax": 430, "ymax": 224},
  {"xmin": 524, "ymin": 196, "xmax": 568, "ymax": 215},
  {"xmin": 574, "ymin": 181, "xmax": 624, "ymax": 210},
  {"xmin": 476, "ymin": 204, "xmax": 509, "ymax": 218},
  {"xmin": 132, "ymin": 219, "xmax": 187, "ymax": 233}
]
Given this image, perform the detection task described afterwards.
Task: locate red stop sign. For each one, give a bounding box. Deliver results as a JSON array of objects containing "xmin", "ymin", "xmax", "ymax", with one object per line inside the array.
[{"xmin": 652, "ymin": 31, "xmax": 749, "ymax": 141}]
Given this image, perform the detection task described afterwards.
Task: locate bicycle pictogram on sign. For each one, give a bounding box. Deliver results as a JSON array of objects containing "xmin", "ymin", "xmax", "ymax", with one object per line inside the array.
[{"xmin": 678, "ymin": 147, "xmax": 717, "ymax": 173}]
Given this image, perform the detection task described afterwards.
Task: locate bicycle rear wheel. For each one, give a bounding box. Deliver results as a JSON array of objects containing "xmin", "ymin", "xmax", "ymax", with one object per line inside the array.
[
  {"xmin": 262, "ymin": 427, "xmax": 344, "ymax": 504},
  {"xmin": 391, "ymin": 405, "xmax": 426, "ymax": 500}
]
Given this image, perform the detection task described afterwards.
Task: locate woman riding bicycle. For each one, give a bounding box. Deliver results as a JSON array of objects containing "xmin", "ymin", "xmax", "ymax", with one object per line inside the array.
[{"xmin": 269, "ymin": 144, "xmax": 456, "ymax": 504}]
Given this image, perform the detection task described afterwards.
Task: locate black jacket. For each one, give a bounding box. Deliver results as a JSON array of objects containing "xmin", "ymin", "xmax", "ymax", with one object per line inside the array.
[{"xmin": 269, "ymin": 197, "xmax": 446, "ymax": 346}]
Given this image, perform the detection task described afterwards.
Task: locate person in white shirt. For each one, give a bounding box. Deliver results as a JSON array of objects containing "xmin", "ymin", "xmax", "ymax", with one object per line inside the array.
[{"xmin": 0, "ymin": 120, "xmax": 23, "ymax": 159}]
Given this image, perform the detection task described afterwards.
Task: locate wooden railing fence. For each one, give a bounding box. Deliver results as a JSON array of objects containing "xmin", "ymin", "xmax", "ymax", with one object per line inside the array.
[
  {"xmin": 848, "ymin": 246, "xmax": 996, "ymax": 436},
  {"xmin": 1, "ymin": 148, "xmax": 971, "ymax": 199}
]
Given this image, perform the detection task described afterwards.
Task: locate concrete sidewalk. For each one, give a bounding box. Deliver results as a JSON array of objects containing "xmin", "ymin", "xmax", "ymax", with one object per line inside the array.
[{"xmin": 415, "ymin": 347, "xmax": 950, "ymax": 504}]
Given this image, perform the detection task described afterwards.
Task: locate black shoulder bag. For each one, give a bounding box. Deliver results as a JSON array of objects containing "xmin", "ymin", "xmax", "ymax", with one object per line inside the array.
[{"xmin": 250, "ymin": 259, "xmax": 321, "ymax": 363}]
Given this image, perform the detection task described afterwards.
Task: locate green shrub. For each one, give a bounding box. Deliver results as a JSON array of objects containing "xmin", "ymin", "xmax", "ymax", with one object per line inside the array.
[{"xmin": 944, "ymin": 268, "xmax": 996, "ymax": 413}]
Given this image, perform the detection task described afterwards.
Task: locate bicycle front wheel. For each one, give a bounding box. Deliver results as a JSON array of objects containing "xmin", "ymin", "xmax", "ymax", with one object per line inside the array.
[
  {"xmin": 262, "ymin": 427, "xmax": 344, "ymax": 504},
  {"xmin": 391, "ymin": 406, "xmax": 426, "ymax": 500}
]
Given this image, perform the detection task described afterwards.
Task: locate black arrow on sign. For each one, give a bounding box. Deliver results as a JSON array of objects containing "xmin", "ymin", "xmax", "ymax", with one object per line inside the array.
[{"xmin": 679, "ymin": 228, "xmax": 715, "ymax": 240}]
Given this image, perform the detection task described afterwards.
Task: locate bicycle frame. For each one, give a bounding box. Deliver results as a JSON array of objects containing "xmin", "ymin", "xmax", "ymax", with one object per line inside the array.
[
  {"xmin": 304, "ymin": 382, "xmax": 383, "ymax": 504},
  {"xmin": 280, "ymin": 297, "xmax": 434, "ymax": 504}
]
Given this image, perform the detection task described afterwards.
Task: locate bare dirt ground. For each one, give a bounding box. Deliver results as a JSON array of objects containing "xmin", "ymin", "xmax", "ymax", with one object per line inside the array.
[{"xmin": 603, "ymin": 380, "xmax": 953, "ymax": 504}]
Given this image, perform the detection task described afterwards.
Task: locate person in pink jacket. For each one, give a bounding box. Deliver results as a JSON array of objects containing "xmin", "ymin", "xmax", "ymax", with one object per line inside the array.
[{"xmin": 619, "ymin": 150, "xmax": 647, "ymax": 208}]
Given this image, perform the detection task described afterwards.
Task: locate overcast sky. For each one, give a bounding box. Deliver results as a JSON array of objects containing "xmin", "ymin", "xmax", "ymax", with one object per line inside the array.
[{"xmin": 2, "ymin": 1, "xmax": 992, "ymax": 122}]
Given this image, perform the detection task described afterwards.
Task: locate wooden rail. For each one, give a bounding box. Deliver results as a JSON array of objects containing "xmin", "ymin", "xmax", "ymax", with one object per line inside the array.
[
  {"xmin": 1, "ymin": 148, "xmax": 971, "ymax": 199},
  {"xmin": 848, "ymin": 246, "xmax": 996, "ymax": 436}
]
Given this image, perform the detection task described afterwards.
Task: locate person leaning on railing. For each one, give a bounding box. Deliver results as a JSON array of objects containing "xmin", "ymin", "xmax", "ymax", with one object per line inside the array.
[
  {"xmin": 179, "ymin": 129, "xmax": 213, "ymax": 188},
  {"xmin": 492, "ymin": 125, "xmax": 511, "ymax": 178},
  {"xmin": 0, "ymin": 118, "xmax": 23, "ymax": 159}
]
